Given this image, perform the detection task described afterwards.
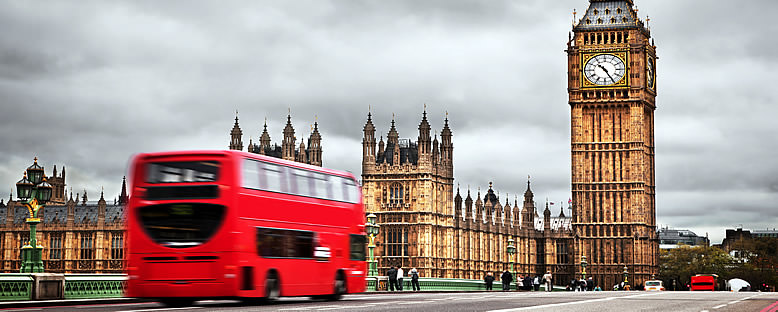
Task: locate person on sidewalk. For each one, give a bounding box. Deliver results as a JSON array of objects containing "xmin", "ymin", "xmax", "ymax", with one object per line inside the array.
[
  {"xmin": 484, "ymin": 272, "xmax": 495, "ymax": 291},
  {"xmin": 542, "ymin": 271, "xmax": 553, "ymax": 292},
  {"xmin": 533, "ymin": 275, "xmax": 541, "ymax": 291},
  {"xmin": 501, "ymin": 270, "xmax": 513, "ymax": 291},
  {"xmin": 524, "ymin": 275, "xmax": 533, "ymax": 291},
  {"xmin": 587, "ymin": 277, "xmax": 594, "ymax": 291},
  {"xmin": 387, "ymin": 266, "xmax": 398, "ymax": 291},
  {"xmin": 410, "ymin": 268, "xmax": 420, "ymax": 291},
  {"xmin": 396, "ymin": 267, "xmax": 404, "ymax": 291}
]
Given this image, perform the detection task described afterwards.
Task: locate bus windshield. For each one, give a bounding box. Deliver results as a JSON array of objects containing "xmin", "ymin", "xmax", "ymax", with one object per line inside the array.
[{"xmin": 138, "ymin": 203, "xmax": 225, "ymax": 248}]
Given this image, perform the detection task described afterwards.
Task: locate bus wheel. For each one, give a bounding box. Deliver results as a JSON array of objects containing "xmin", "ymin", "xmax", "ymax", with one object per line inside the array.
[
  {"xmin": 264, "ymin": 272, "xmax": 280, "ymax": 301},
  {"xmin": 329, "ymin": 272, "xmax": 346, "ymax": 301}
]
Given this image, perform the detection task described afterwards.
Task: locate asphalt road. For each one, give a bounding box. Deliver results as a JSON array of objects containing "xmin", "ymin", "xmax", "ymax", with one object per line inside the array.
[{"xmin": 7, "ymin": 291, "xmax": 778, "ymax": 312}]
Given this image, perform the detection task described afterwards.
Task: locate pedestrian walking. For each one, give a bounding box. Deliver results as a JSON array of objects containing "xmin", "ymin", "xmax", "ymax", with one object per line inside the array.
[
  {"xmin": 410, "ymin": 268, "xmax": 420, "ymax": 291},
  {"xmin": 579, "ymin": 278, "xmax": 587, "ymax": 291},
  {"xmin": 396, "ymin": 267, "xmax": 404, "ymax": 291},
  {"xmin": 542, "ymin": 271, "xmax": 553, "ymax": 292},
  {"xmin": 533, "ymin": 275, "xmax": 541, "ymax": 291},
  {"xmin": 387, "ymin": 266, "xmax": 398, "ymax": 291},
  {"xmin": 484, "ymin": 272, "xmax": 495, "ymax": 291},
  {"xmin": 501, "ymin": 270, "xmax": 513, "ymax": 291},
  {"xmin": 523, "ymin": 275, "xmax": 533, "ymax": 291},
  {"xmin": 586, "ymin": 276, "xmax": 594, "ymax": 291},
  {"xmin": 587, "ymin": 277, "xmax": 594, "ymax": 291}
]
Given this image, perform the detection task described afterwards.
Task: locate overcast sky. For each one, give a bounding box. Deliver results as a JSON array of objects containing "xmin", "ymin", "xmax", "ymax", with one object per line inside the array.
[{"xmin": 1, "ymin": 0, "xmax": 776, "ymax": 244}]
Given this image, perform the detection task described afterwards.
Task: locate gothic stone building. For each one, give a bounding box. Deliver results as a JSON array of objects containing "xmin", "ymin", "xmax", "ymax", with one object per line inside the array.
[
  {"xmin": 567, "ymin": 0, "xmax": 659, "ymax": 287},
  {"xmin": 0, "ymin": 161, "xmax": 126, "ymax": 273},
  {"xmin": 229, "ymin": 113, "xmax": 323, "ymax": 166},
  {"xmin": 361, "ymin": 111, "xmax": 576, "ymax": 283}
]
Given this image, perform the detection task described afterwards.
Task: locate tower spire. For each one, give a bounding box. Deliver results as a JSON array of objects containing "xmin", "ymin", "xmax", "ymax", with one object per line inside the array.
[{"xmin": 229, "ymin": 112, "xmax": 243, "ymax": 151}]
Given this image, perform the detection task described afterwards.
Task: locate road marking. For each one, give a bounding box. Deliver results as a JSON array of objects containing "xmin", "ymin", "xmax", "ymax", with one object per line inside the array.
[
  {"xmin": 124, "ymin": 307, "xmax": 202, "ymax": 312},
  {"xmin": 486, "ymin": 292, "xmax": 663, "ymax": 312},
  {"xmin": 316, "ymin": 306, "xmax": 348, "ymax": 311},
  {"xmin": 398, "ymin": 301, "xmax": 430, "ymax": 305},
  {"xmin": 760, "ymin": 300, "xmax": 778, "ymax": 312},
  {"xmin": 712, "ymin": 304, "xmax": 727, "ymax": 309}
]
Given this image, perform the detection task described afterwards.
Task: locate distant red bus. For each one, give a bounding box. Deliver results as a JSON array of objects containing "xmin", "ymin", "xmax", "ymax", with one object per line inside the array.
[
  {"xmin": 690, "ymin": 274, "xmax": 717, "ymax": 291},
  {"xmin": 126, "ymin": 150, "xmax": 366, "ymax": 306}
]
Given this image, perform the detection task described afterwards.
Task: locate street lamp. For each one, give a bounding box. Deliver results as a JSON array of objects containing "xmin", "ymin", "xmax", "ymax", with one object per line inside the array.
[
  {"xmin": 623, "ymin": 265, "xmax": 629, "ymax": 288},
  {"xmin": 580, "ymin": 255, "xmax": 587, "ymax": 280},
  {"xmin": 507, "ymin": 237, "xmax": 516, "ymax": 288},
  {"xmin": 366, "ymin": 213, "xmax": 380, "ymax": 277},
  {"xmin": 15, "ymin": 158, "xmax": 53, "ymax": 273}
]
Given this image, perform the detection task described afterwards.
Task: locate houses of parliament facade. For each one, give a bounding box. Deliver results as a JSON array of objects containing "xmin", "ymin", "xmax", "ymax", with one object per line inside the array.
[
  {"xmin": 363, "ymin": 0, "xmax": 659, "ymax": 288},
  {"xmin": 0, "ymin": 161, "xmax": 127, "ymax": 273}
]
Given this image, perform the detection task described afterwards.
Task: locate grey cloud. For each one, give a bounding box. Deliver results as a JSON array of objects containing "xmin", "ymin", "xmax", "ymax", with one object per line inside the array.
[{"xmin": 1, "ymin": 0, "xmax": 777, "ymax": 245}]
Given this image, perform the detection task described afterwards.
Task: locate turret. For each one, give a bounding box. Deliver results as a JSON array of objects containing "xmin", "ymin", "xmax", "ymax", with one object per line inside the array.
[
  {"xmin": 387, "ymin": 117, "xmax": 399, "ymax": 146},
  {"xmin": 259, "ymin": 118, "xmax": 271, "ymax": 155},
  {"xmin": 377, "ymin": 136, "xmax": 385, "ymax": 163},
  {"xmin": 309, "ymin": 121, "xmax": 322, "ymax": 166},
  {"xmin": 119, "ymin": 176, "xmax": 129, "ymax": 205},
  {"xmin": 229, "ymin": 112, "xmax": 243, "ymax": 151},
  {"xmin": 282, "ymin": 113, "xmax": 296, "ymax": 161},
  {"xmin": 440, "ymin": 114, "xmax": 453, "ymax": 176},
  {"xmin": 454, "ymin": 186, "xmax": 463, "ymax": 221},
  {"xmin": 417, "ymin": 108, "xmax": 431, "ymax": 162},
  {"xmin": 363, "ymin": 112, "xmax": 376, "ymax": 168}
]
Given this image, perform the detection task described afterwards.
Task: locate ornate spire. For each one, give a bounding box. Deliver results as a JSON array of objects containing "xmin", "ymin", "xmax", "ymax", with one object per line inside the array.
[
  {"xmin": 387, "ymin": 114, "xmax": 399, "ymax": 145},
  {"xmin": 282, "ymin": 112, "xmax": 296, "ymax": 161},
  {"xmin": 119, "ymin": 176, "xmax": 129, "ymax": 205},
  {"xmin": 229, "ymin": 111, "xmax": 243, "ymax": 151}
]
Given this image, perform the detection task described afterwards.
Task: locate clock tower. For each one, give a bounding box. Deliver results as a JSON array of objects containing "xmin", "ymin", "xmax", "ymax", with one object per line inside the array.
[{"xmin": 567, "ymin": 0, "xmax": 658, "ymax": 288}]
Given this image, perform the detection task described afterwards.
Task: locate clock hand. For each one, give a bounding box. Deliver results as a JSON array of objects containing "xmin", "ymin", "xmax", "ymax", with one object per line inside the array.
[{"xmin": 597, "ymin": 64, "xmax": 617, "ymax": 83}]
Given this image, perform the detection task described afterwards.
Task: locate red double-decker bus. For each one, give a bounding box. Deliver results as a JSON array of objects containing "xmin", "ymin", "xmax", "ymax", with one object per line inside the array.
[
  {"xmin": 690, "ymin": 274, "xmax": 718, "ymax": 291},
  {"xmin": 126, "ymin": 150, "xmax": 366, "ymax": 306}
]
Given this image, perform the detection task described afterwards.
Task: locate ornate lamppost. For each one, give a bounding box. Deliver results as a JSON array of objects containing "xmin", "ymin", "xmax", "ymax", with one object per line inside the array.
[
  {"xmin": 507, "ymin": 237, "xmax": 516, "ymax": 286},
  {"xmin": 623, "ymin": 265, "xmax": 629, "ymax": 288},
  {"xmin": 15, "ymin": 157, "xmax": 53, "ymax": 273},
  {"xmin": 366, "ymin": 213, "xmax": 380, "ymax": 277},
  {"xmin": 580, "ymin": 255, "xmax": 587, "ymax": 280}
]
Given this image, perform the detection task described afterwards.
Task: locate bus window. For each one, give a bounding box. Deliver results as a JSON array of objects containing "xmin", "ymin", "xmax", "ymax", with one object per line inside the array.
[
  {"xmin": 261, "ymin": 162, "xmax": 285, "ymax": 193},
  {"xmin": 330, "ymin": 176, "xmax": 345, "ymax": 202},
  {"xmin": 146, "ymin": 161, "xmax": 219, "ymax": 183},
  {"xmin": 311, "ymin": 172, "xmax": 330, "ymax": 199},
  {"xmin": 256, "ymin": 227, "xmax": 314, "ymax": 259},
  {"xmin": 242, "ymin": 159, "xmax": 261, "ymax": 189},
  {"xmin": 350, "ymin": 234, "xmax": 366, "ymax": 261},
  {"xmin": 344, "ymin": 179, "xmax": 360, "ymax": 204},
  {"xmin": 290, "ymin": 168, "xmax": 313, "ymax": 198}
]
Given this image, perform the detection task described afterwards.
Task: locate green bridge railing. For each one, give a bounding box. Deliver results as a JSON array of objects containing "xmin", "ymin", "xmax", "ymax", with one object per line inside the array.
[
  {"xmin": 0, "ymin": 274, "xmax": 33, "ymax": 301},
  {"xmin": 64, "ymin": 274, "xmax": 126, "ymax": 299},
  {"xmin": 0, "ymin": 274, "xmax": 126, "ymax": 301}
]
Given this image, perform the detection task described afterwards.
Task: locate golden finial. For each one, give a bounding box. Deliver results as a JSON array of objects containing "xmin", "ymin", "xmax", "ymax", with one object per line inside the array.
[
  {"xmin": 311, "ymin": 124, "xmax": 314, "ymax": 132},
  {"xmin": 392, "ymin": 112, "xmax": 395, "ymax": 120},
  {"xmin": 573, "ymin": 9, "xmax": 577, "ymax": 25}
]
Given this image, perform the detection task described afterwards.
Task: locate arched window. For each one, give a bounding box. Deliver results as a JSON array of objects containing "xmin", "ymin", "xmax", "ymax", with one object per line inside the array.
[{"xmin": 390, "ymin": 183, "xmax": 403, "ymax": 205}]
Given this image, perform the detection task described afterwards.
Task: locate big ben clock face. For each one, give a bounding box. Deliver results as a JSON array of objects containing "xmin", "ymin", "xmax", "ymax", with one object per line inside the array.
[
  {"xmin": 647, "ymin": 56, "xmax": 656, "ymax": 90},
  {"xmin": 584, "ymin": 54, "xmax": 626, "ymax": 86}
]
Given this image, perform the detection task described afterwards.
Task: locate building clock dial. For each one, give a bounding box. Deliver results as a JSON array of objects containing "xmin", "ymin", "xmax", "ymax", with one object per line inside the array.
[
  {"xmin": 584, "ymin": 54, "xmax": 626, "ymax": 86},
  {"xmin": 647, "ymin": 56, "xmax": 656, "ymax": 89}
]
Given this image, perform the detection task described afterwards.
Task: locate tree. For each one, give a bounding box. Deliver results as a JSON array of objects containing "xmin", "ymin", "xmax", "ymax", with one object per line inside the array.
[
  {"xmin": 659, "ymin": 245, "xmax": 733, "ymax": 290},
  {"xmin": 736, "ymin": 237, "xmax": 778, "ymax": 291}
]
